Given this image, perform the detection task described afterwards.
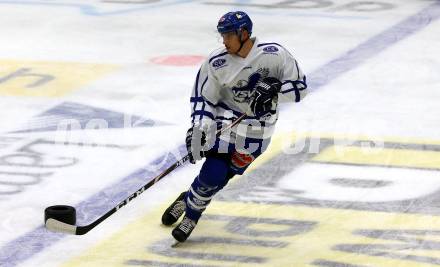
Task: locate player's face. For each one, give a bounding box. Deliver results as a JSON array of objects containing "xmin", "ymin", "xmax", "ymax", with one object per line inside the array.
[{"xmin": 221, "ymin": 32, "xmax": 241, "ymax": 54}]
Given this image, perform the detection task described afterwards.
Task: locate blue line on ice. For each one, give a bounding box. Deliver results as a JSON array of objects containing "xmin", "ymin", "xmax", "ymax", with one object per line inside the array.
[{"xmin": 0, "ymin": 145, "xmax": 188, "ymax": 267}]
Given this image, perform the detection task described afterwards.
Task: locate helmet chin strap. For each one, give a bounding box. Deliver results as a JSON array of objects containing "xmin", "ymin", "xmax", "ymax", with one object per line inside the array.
[{"xmin": 235, "ymin": 30, "xmax": 249, "ymax": 55}]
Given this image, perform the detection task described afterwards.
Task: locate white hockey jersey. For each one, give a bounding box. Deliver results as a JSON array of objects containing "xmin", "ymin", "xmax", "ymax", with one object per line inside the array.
[{"xmin": 190, "ymin": 37, "xmax": 307, "ymax": 140}]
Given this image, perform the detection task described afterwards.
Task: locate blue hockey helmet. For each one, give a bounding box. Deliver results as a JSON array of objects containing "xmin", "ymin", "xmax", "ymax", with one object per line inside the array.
[{"xmin": 217, "ymin": 11, "xmax": 253, "ymax": 35}]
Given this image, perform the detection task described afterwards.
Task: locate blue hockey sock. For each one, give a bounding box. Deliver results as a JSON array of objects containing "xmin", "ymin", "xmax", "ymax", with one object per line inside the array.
[{"xmin": 185, "ymin": 156, "xmax": 229, "ymax": 221}]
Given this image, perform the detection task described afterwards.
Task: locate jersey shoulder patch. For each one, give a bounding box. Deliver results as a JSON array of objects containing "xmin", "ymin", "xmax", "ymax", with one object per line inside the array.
[
  {"xmin": 257, "ymin": 42, "xmax": 284, "ymax": 55},
  {"xmin": 208, "ymin": 47, "xmax": 228, "ymax": 62},
  {"xmin": 208, "ymin": 48, "xmax": 229, "ymax": 70}
]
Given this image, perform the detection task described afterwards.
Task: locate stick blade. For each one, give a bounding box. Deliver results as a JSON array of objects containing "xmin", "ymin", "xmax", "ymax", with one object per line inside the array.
[{"xmin": 45, "ymin": 218, "xmax": 77, "ymax": 235}]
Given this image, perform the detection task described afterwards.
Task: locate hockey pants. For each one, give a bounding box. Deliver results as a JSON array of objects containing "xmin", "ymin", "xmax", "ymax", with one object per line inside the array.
[{"xmin": 185, "ymin": 136, "xmax": 269, "ymax": 221}]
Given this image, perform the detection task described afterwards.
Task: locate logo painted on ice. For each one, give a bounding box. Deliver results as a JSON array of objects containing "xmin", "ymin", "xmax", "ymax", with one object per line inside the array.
[
  {"xmin": 263, "ymin": 46, "xmax": 279, "ymax": 53},
  {"xmin": 212, "ymin": 58, "xmax": 226, "ymax": 68},
  {"xmin": 11, "ymin": 102, "xmax": 167, "ymax": 133}
]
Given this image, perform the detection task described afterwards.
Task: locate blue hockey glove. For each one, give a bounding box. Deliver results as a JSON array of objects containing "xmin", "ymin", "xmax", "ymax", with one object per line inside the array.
[{"xmin": 250, "ymin": 77, "xmax": 282, "ymax": 118}]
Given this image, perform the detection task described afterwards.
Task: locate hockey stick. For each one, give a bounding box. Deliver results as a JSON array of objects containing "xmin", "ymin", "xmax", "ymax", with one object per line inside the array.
[{"xmin": 45, "ymin": 113, "xmax": 246, "ymax": 235}]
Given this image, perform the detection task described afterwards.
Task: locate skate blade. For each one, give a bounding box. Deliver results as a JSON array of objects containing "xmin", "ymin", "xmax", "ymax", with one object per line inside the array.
[{"xmin": 171, "ymin": 240, "xmax": 181, "ymax": 248}]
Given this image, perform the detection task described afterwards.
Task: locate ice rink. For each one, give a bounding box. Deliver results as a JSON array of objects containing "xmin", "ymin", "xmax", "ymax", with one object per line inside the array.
[{"xmin": 1, "ymin": 0, "xmax": 440, "ymax": 266}]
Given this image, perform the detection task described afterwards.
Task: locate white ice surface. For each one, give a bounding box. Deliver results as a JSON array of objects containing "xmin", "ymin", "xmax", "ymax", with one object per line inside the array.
[{"xmin": 0, "ymin": 0, "xmax": 439, "ymax": 266}]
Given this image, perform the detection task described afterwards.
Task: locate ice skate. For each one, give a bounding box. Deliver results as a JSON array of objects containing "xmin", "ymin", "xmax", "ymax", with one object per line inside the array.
[
  {"xmin": 161, "ymin": 192, "xmax": 186, "ymax": 226},
  {"xmin": 172, "ymin": 215, "xmax": 197, "ymax": 242}
]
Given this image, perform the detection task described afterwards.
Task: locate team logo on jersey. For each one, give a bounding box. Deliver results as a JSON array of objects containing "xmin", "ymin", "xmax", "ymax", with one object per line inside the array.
[
  {"xmin": 263, "ymin": 46, "xmax": 279, "ymax": 53},
  {"xmin": 212, "ymin": 58, "xmax": 227, "ymax": 68},
  {"xmin": 231, "ymin": 72, "xmax": 261, "ymax": 103}
]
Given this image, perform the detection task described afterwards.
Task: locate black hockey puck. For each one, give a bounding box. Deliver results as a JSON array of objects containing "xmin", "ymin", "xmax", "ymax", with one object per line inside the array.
[{"xmin": 44, "ymin": 205, "xmax": 76, "ymax": 225}]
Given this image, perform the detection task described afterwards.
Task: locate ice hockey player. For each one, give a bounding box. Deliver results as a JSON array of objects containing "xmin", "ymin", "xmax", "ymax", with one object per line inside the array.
[{"xmin": 161, "ymin": 11, "xmax": 308, "ymax": 242}]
